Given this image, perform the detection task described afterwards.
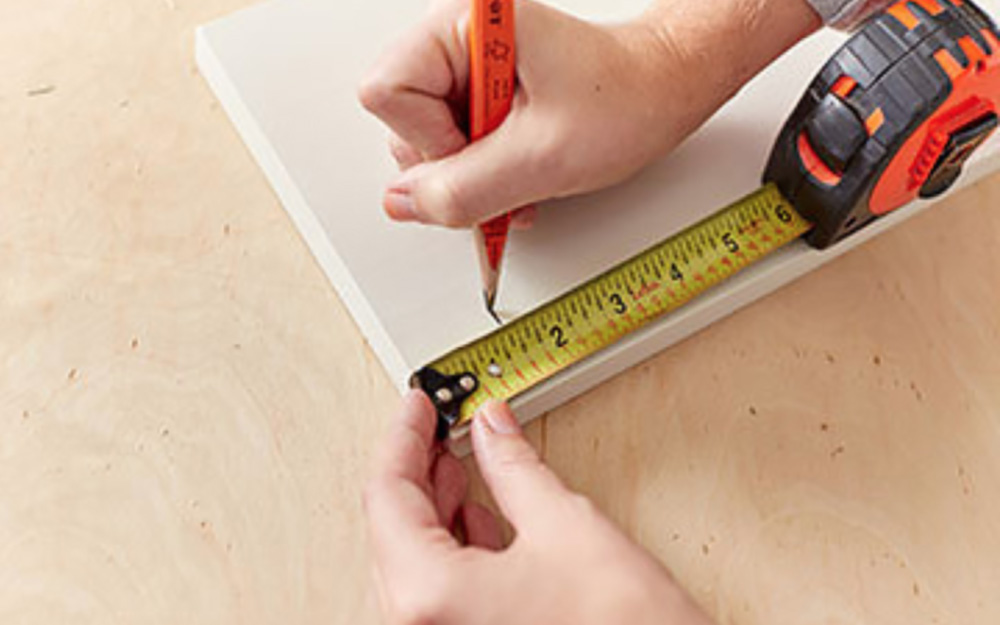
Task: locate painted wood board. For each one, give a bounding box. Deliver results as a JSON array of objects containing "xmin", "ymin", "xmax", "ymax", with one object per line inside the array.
[{"xmin": 196, "ymin": 0, "xmax": 1000, "ymax": 436}]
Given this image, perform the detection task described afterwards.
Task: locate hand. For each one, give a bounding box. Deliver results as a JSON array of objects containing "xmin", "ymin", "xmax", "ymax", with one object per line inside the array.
[
  {"xmin": 363, "ymin": 390, "xmax": 714, "ymax": 625},
  {"xmin": 359, "ymin": 0, "xmax": 819, "ymax": 228},
  {"xmin": 358, "ymin": 0, "xmax": 689, "ymax": 229}
]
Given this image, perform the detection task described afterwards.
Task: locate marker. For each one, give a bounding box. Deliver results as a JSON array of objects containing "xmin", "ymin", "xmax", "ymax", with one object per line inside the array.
[{"xmin": 469, "ymin": 0, "xmax": 516, "ymax": 323}]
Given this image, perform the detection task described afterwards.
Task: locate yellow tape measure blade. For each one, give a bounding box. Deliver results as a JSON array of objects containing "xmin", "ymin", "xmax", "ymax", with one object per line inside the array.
[{"xmin": 413, "ymin": 183, "xmax": 812, "ymax": 435}]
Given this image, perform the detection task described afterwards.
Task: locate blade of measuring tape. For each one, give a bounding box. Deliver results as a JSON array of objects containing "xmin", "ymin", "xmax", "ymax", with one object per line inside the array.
[{"xmin": 412, "ymin": 183, "xmax": 813, "ymax": 435}]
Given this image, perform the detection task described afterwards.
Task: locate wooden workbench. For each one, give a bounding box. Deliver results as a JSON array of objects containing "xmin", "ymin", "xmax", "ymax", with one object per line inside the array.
[{"xmin": 2, "ymin": 0, "xmax": 998, "ymax": 623}]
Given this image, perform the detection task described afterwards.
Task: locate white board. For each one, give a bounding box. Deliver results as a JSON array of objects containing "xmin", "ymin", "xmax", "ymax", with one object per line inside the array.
[{"xmin": 196, "ymin": 0, "xmax": 1000, "ymax": 440}]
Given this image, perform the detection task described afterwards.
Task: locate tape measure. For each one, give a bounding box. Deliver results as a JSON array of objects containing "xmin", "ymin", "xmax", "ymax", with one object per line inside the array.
[
  {"xmin": 414, "ymin": 0, "xmax": 1000, "ymax": 439},
  {"xmin": 413, "ymin": 185, "xmax": 811, "ymax": 436}
]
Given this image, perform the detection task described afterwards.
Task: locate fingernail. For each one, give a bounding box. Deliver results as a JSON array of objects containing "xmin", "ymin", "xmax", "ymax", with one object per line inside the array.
[
  {"xmin": 404, "ymin": 387, "xmax": 427, "ymax": 407},
  {"xmin": 384, "ymin": 186, "xmax": 417, "ymax": 221},
  {"xmin": 478, "ymin": 401, "xmax": 520, "ymax": 435}
]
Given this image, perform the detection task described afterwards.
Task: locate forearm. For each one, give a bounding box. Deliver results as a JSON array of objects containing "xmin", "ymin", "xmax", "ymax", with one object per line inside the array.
[
  {"xmin": 638, "ymin": 0, "xmax": 895, "ymax": 103},
  {"xmin": 641, "ymin": 0, "xmax": 822, "ymax": 111}
]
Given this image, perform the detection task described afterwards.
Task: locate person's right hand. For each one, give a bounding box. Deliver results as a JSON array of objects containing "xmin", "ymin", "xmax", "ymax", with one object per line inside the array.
[
  {"xmin": 357, "ymin": 0, "xmax": 709, "ymax": 229},
  {"xmin": 359, "ymin": 0, "xmax": 819, "ymax": 228}
]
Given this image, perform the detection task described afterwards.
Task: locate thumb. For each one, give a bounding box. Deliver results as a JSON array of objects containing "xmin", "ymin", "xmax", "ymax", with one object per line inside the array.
[
  {"xmin": 383, "ymin": 117, "xmax": 553, "ymax": 228},
  {"xmin": 470, "ymin": 401, "xmax": 572, "ymax": 530}
]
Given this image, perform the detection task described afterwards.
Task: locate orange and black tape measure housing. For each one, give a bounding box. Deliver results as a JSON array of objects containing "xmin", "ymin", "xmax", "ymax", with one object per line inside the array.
[{"xmin": 765, "ymin": 0, "xmax": 1000, "ymax": 249}]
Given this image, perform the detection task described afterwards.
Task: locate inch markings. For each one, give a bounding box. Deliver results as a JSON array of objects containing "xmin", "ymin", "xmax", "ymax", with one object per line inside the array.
[{"xmin": 424, "ymin": 183, "xmax": 813, "ymax": 428}]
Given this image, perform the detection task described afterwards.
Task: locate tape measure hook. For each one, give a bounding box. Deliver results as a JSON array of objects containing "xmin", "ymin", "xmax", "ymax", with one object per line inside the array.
[{"xmin": 410, "ymin": 367, "xmax": 479, "ymax": 439}]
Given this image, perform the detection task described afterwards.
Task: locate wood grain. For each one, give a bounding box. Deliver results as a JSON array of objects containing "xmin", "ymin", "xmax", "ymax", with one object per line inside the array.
[{"xmin": 1, "ymin": 0, "xmax": 998, "ymax": 623}]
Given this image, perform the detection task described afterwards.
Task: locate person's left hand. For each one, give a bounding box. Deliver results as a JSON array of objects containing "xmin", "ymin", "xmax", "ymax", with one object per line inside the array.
[{"xmin": 363, "ymin": 390, "xmax": 713, "ymax": 625}]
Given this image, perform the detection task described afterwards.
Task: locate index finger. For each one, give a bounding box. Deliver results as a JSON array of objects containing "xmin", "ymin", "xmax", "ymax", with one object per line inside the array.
[
  {"xmin": 375, "ymin": 389, "xmax": 438, "ymax": 485},
  {"xmin": 358, "ymin": 9, "xmax": 469, "ymax": 160},
  {"xmin": 365, "ymin": 390, "xmax": 457, "ymax": 571}
]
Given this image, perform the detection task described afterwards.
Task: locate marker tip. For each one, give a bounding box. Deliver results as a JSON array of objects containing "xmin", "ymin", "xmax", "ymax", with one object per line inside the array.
[{"xmin": 484, "ymin": 290, "xmax": 502, "ymax": 325}]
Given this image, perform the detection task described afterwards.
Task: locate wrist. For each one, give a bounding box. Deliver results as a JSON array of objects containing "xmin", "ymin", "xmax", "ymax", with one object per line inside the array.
[{"xmin": 634, "ymin": 0, "xmax": 821, "ymax": 124}]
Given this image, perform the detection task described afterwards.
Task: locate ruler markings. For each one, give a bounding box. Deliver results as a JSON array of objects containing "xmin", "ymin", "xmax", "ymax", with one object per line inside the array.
[{"xmin": 425, "ymin": 184, "xmax": 812, "ymax": 426}]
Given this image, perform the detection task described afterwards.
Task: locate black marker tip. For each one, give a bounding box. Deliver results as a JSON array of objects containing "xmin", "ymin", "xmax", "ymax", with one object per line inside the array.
[{"xmin": 484, "ymin": 290, "xmax": 502, "ymax": 325}]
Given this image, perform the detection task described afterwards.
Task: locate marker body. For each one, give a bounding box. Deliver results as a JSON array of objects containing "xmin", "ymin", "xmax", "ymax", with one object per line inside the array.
[{"xmin": 469, "ymin": 0, "xmax": 516, "ymax": 319}]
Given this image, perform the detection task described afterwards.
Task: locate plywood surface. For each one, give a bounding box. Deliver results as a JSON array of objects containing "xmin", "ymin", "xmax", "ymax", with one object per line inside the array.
[
  {"xmin": 2, "ymin": 0, "xmax": 999, "ymax": 624},
  {"xmin": 195, "ymin": 0, "xmax": 1000, "ymax": 438}
]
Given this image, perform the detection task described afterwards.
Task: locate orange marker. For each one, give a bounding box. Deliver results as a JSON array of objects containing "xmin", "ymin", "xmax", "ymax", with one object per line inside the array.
[{"xmin": 469, "ymin": 0, "xmax": 516, "ymax": 323}]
